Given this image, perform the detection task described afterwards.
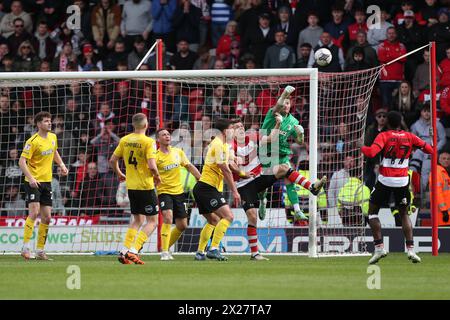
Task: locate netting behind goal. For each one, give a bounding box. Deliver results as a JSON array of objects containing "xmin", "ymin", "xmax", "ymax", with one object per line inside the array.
[{"xmin": 0, "ymin": 68, "xmax": 381, "ymax": 256}]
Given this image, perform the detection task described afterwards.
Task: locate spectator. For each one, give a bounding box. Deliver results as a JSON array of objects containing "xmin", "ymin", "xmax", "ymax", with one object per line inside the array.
[
  {"xmin": 241, "ymin": 12, "xmax": 274, "ymax": 67},
  {"xmin": 295, "ymin": 42, "xmax": 312, "ymax": 68},
  {"xmin": 391, "ymin": 80, "xmax": 417, "ymax": 127},
  {"xmin": 263, "ymin": 29, "xmax": 295, "ymax": 69},
  {"xmin": 233, "ymin": 87, "xmax": 254, "ymax": 116},
  {"xmin": 127, "ymin": 35, "xmax": 147, "ymax": 70},
  {"xmin": 121, "ymin": 0, "xmax": 152, "ymax": 51},
  {"xmin": 410, "ymin": 103, "xmax": 446, "ymax": 192},
  {"xmin": 71, "ymin": 149, "xmax": 89, "ymax": 199},
  {"xmin": 6, "ymin": 17, "xmax": 32, "ymax": 55},
  {"xmin": 204, "ymin": 84, "xmax": 229, "ymax": 119},
  {"xmin": 429, "ymin": 151, "xmax": 450, "ymax": 225},
  {"xmin": 51, "ymin": 166, "xmax": 66, "ymax": 215},
  {"xmin": 78, "ymin": 43, "xmax": 103, "ymax": 71},
  {"xmin": 13, "ymin": 40, "xmax": 40, "ymax": 72},
  {"xmin": 0, "ymin": 54, "xmax": 14, "ymax": 71},
  {"xmin": 147, "ymin": 41, "xmax": 173, "ymax": 70},
  {"xmin": 345, "ymin": 47, "xmax": 371, "ymax": 71},
  {"xmin": 274, "ymin": 5, "xmax": 299, "ymax": 51},
  {"xmin": 72, "ymin": 0, "xmax": 93, "ymax": 43},
  {"xmin": 31, "ymin": 20, "xmax": 56, "ymax": 61},
  {"xmin": 255, "ymin": 79, "xmax": 278, "ymax": 115},
  {"xmin": 55, "ymin": 39, "xmax": 81, "ymax": 71},
  {"xmin": 134, "ymin": 84, "xmax": 157, "ymax": 132},
  {"xmin": 396, "ymin": 10, "xmax": 427, "ymax": 82},
  {"xmin": 393, "ymin": 0, "xmax": 426, "ymax": 26},
  {"xmin": 0, "ymin": 42, "xmax": 10, "ymax": 63},
  {"xmin": 308, "ymin": 31, "xmax": 345, "ymax": 72},
  {"xmin": 297, "ymin": 12, "xmax": 323, "ymax": 56},
  {"xmin": 2, "ymin": 147, "xmax": 22, "ymax": 189},
  {"xmin": 346, "ymin": 7, "xmax": 368, "ymax": 47},
  {"xmin": 413, "ymin": 49, "xmax": 433, "ymax": 97},
  {"xmin": 439, "ymin": 85, "xmax": 450, "ymax": 127},
  {"xmin": 323, "ymin": 5, "xmax": 351, "ymax": 49},
  {"xmin": 222, "ymin": 40, "xmax": 240, "ymax": 69},
  {"xmin": 191, "ymin": 0, "xmax": 211, "ymax": 48},
  {"xmin": 64, "ymin": 98, "xmax": 90, "ymax": 137},
  {"xmin": 439, "ymin": 46, "xmax": 450, "ymax": 88},
  {"xmin": 346, "ymin": 31, "xmax": 378, "ymax": 68},
  {"xmin": 333, "ymin": 121, "xmax": 351, "ymax": 154},
  {"xmin": 95, "ymin": 102, "xmax": 115, "ymax": 131},
  {"xmin": 377, "ymin": 27, "xmax": 407, "ymax": 108},
  {"xmin": 237, "ymin": 0, "xmax": 271, "ymax": 39},
  {"xmin": 90, "ymin": 125, "xmax": 120, "ymax": 175},
  {"xmin": 54, "ymin": 21, "xmax": 83, "ymax": 57},
  {"xmin": 193, "ymin": 46, "xmax": 215, "ymax": 69},
  {"xmin": 428, "ymin": 8, "xmax": 450, "ymax": 62},
  {"xmin": 173, "ymin": 0, "xmax": 202, "ymax": 52},
  {"xmin": 2, "ymin": 185, "xmax": 26, "ymax": 217},
  {"xmin": 152, "ymin": 0, "xmax": 177, "ymax": 53},
  {"xmin": 79, "ymin": 162, "xmax": 106, "ymax": 212},
  {"xmin": 0, "ymin": 1, "xmax": 33, "ymax": 38},
  {"xmin": 164, "ymin": 81, "xmax": 189, "ymax": 129},
  {"xmin": 422, "ymin": 0, "xmax": 439, "ymax": 27},
  {"xmin": 116, "ymin": 181, "xmax": 131, "ymax": 215},
  {"xmin": 367, "ymin": 7, "xmax": 393, "ymax": 50},
  {"xmin": 103, "ymin": 39, "xmax": 128, "ymax": 70},
  {"xmin": 35, "ymin": 0, "xmax": 61, "ymax": 31},
  {"xmin": 363, "ymin": 108, "xmax": 388, "ymax": 189},
  {"xmin": 216, "ymin": 20, "xmax": 240, "ymax": 62},
  {"xmin": 240, "ymin": 52, "xmax": 257, "ymax": 68},
  {"xmin": 328, "ymin": 155, "xmax": 356, "ymax": 208},
  {"xmin": 91, "ymin": 0, "xmax": 122, "ymax": 56},
  {"xmin": 169, "ymin": 39, "xmax": 198, "ymax": 70},
  {"xmin": 210, "ymin": 0, "xmax": 233, "ymax": 48}
]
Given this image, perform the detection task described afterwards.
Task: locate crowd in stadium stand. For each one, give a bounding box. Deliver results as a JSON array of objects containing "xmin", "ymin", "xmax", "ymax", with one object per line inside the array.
[{"xmin": 0, "ymin": 0, "xmax": 449, "ymax": 225}]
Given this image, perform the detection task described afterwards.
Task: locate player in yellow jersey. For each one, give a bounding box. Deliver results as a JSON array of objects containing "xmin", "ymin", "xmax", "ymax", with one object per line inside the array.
[
  {"xmin": 19, "ymin": 112, "xmax": 69, "ymax": 260},
  {"xmin": 109, "ymin": 113, "xmax": 161, "ymax": 265},
  {"xmin": 156, "ymin": 129, "xmax": 201, "ymax": 260},
  {"xmin": 193, "ymin": 118, "xmax": 241, "ymax": 261}
]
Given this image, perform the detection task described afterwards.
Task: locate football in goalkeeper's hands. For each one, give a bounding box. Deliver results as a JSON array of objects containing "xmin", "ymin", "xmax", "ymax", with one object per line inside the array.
[{"xmin": 314, "ymin": 48, "xmax": 332, "ymax": 67}]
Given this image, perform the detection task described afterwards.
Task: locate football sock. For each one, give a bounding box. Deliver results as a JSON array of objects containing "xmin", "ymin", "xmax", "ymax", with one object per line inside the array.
[
  {"xmin": 211, "ymin": 219, "xmax": 231, "ymax": 249},
  {"xmin": 123, "ymin": 228, "xmax": 138, "ymax": 252},
  {"xmin": 169, "ymin": 227, "xmax": 183, "ymax": 248},
  {"xmin": 161, "ymin": 223, "xmax": 171, "ymax": 252},
  {"xmin": 36, "ymin": 223, "xmax": 49, "ymax": 250},
  {"xmin": 198, "ymin": 223, "xmax": 215, "ymax": 253},
  {"xmin": 247, "ymin": 225, "xmax": 258, "ymax": 255},
  {"xmin": 286, "ymin": 169, "xmax": 311, "ymax": 189},
  {"xmin": 134, "ymin": 230, "xmax": 149, "ymax": 252},
  {"xmin": 23, "ymin": 216, "xmax": 35, "ymax": 247},
  {"xmin": 257, "ymin": 190, "xmax": 267, "ymax": 201},
  {"xmin": 286, "ymin": 184, "xmax": 300, "ymax": 207}
]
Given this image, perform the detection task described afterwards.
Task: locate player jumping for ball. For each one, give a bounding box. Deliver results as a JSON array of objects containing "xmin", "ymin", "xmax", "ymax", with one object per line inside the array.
[
  {"xmin": 362, "ymin": 111, "xmax": 433, "ymax": 264},
  {"xmin": 258, "ymin": 85, "xmax": 327, "ymax": 221}
]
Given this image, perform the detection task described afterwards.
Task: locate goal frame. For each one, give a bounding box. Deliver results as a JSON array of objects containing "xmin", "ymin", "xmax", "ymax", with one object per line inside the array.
[{"xmin": 0, "ymin": 68, "xmax": 320, "ymax": 257}]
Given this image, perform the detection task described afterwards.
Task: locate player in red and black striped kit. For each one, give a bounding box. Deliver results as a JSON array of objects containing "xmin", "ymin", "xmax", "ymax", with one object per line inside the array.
[{"xmin": 362, "ymin": 111, "xmax": 433, "ymax": 264}]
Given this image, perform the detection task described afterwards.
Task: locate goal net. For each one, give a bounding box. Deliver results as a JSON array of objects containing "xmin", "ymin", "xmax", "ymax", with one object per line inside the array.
[{"xmin": 0, "ymin": 68, "xmax": 381, "ymax": 256}]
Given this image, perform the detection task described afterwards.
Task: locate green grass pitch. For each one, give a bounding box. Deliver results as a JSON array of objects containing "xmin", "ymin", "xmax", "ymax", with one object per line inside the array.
[{"xmin": 1, "ymin": 253, "xmax": 449, "ymax": 300}]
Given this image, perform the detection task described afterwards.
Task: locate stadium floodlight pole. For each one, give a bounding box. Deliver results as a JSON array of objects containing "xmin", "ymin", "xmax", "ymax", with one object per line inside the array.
[
  {"xmin": 430, "ymin": 41, "xmax": 439, "ymax": 256},
  {"xmin": 134, "ymin": 40, "xmax": 159, "ymax": 71},
  {"xmin": 308, "ymin": 68, "xmax": 319, "ymax": 258},
  {"xmin": 156, "ymin": 38, "xmax": 164, "ymax": 253}
]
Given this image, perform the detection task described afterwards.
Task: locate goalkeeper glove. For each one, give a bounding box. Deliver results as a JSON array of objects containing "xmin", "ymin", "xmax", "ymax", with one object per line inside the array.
[
  {"xmin": 294, "ymin": 124, "xmax": 304, "ymax": 143},
  {"xmin": 443, "ymin": 210, "xmax": 449, "ymax": 223},
  {"xmin": 277, "ymin": 85, "xmax": 295, "ymax": 106}
]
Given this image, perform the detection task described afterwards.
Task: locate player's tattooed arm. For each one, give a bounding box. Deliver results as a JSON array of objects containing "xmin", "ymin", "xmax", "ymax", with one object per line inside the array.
[{"xmin": 272, "ymin": 85, "xmax": 295, "ymax": 114}]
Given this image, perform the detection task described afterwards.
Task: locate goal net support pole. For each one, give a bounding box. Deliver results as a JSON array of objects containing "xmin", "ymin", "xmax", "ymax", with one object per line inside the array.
[{"xmin": 430, "ymin": 41, "xmax": 439, "ymax": 256}]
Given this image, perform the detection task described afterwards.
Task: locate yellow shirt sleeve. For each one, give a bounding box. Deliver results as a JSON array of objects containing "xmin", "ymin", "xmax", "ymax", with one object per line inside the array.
[
  {"xmin": 146, "ymin": 138, "xmax": 157, "ymax": 159},
  {"xmin": 179, "ymin": 149, "xmax": 190, "ymax": 167},
  {"xmin": 113, "ymin": 139, "xmax": 124, "ymax": 158},
  {"xmin": 21, "ymin": 140, "xmax": 35, "ymax": 160}
]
